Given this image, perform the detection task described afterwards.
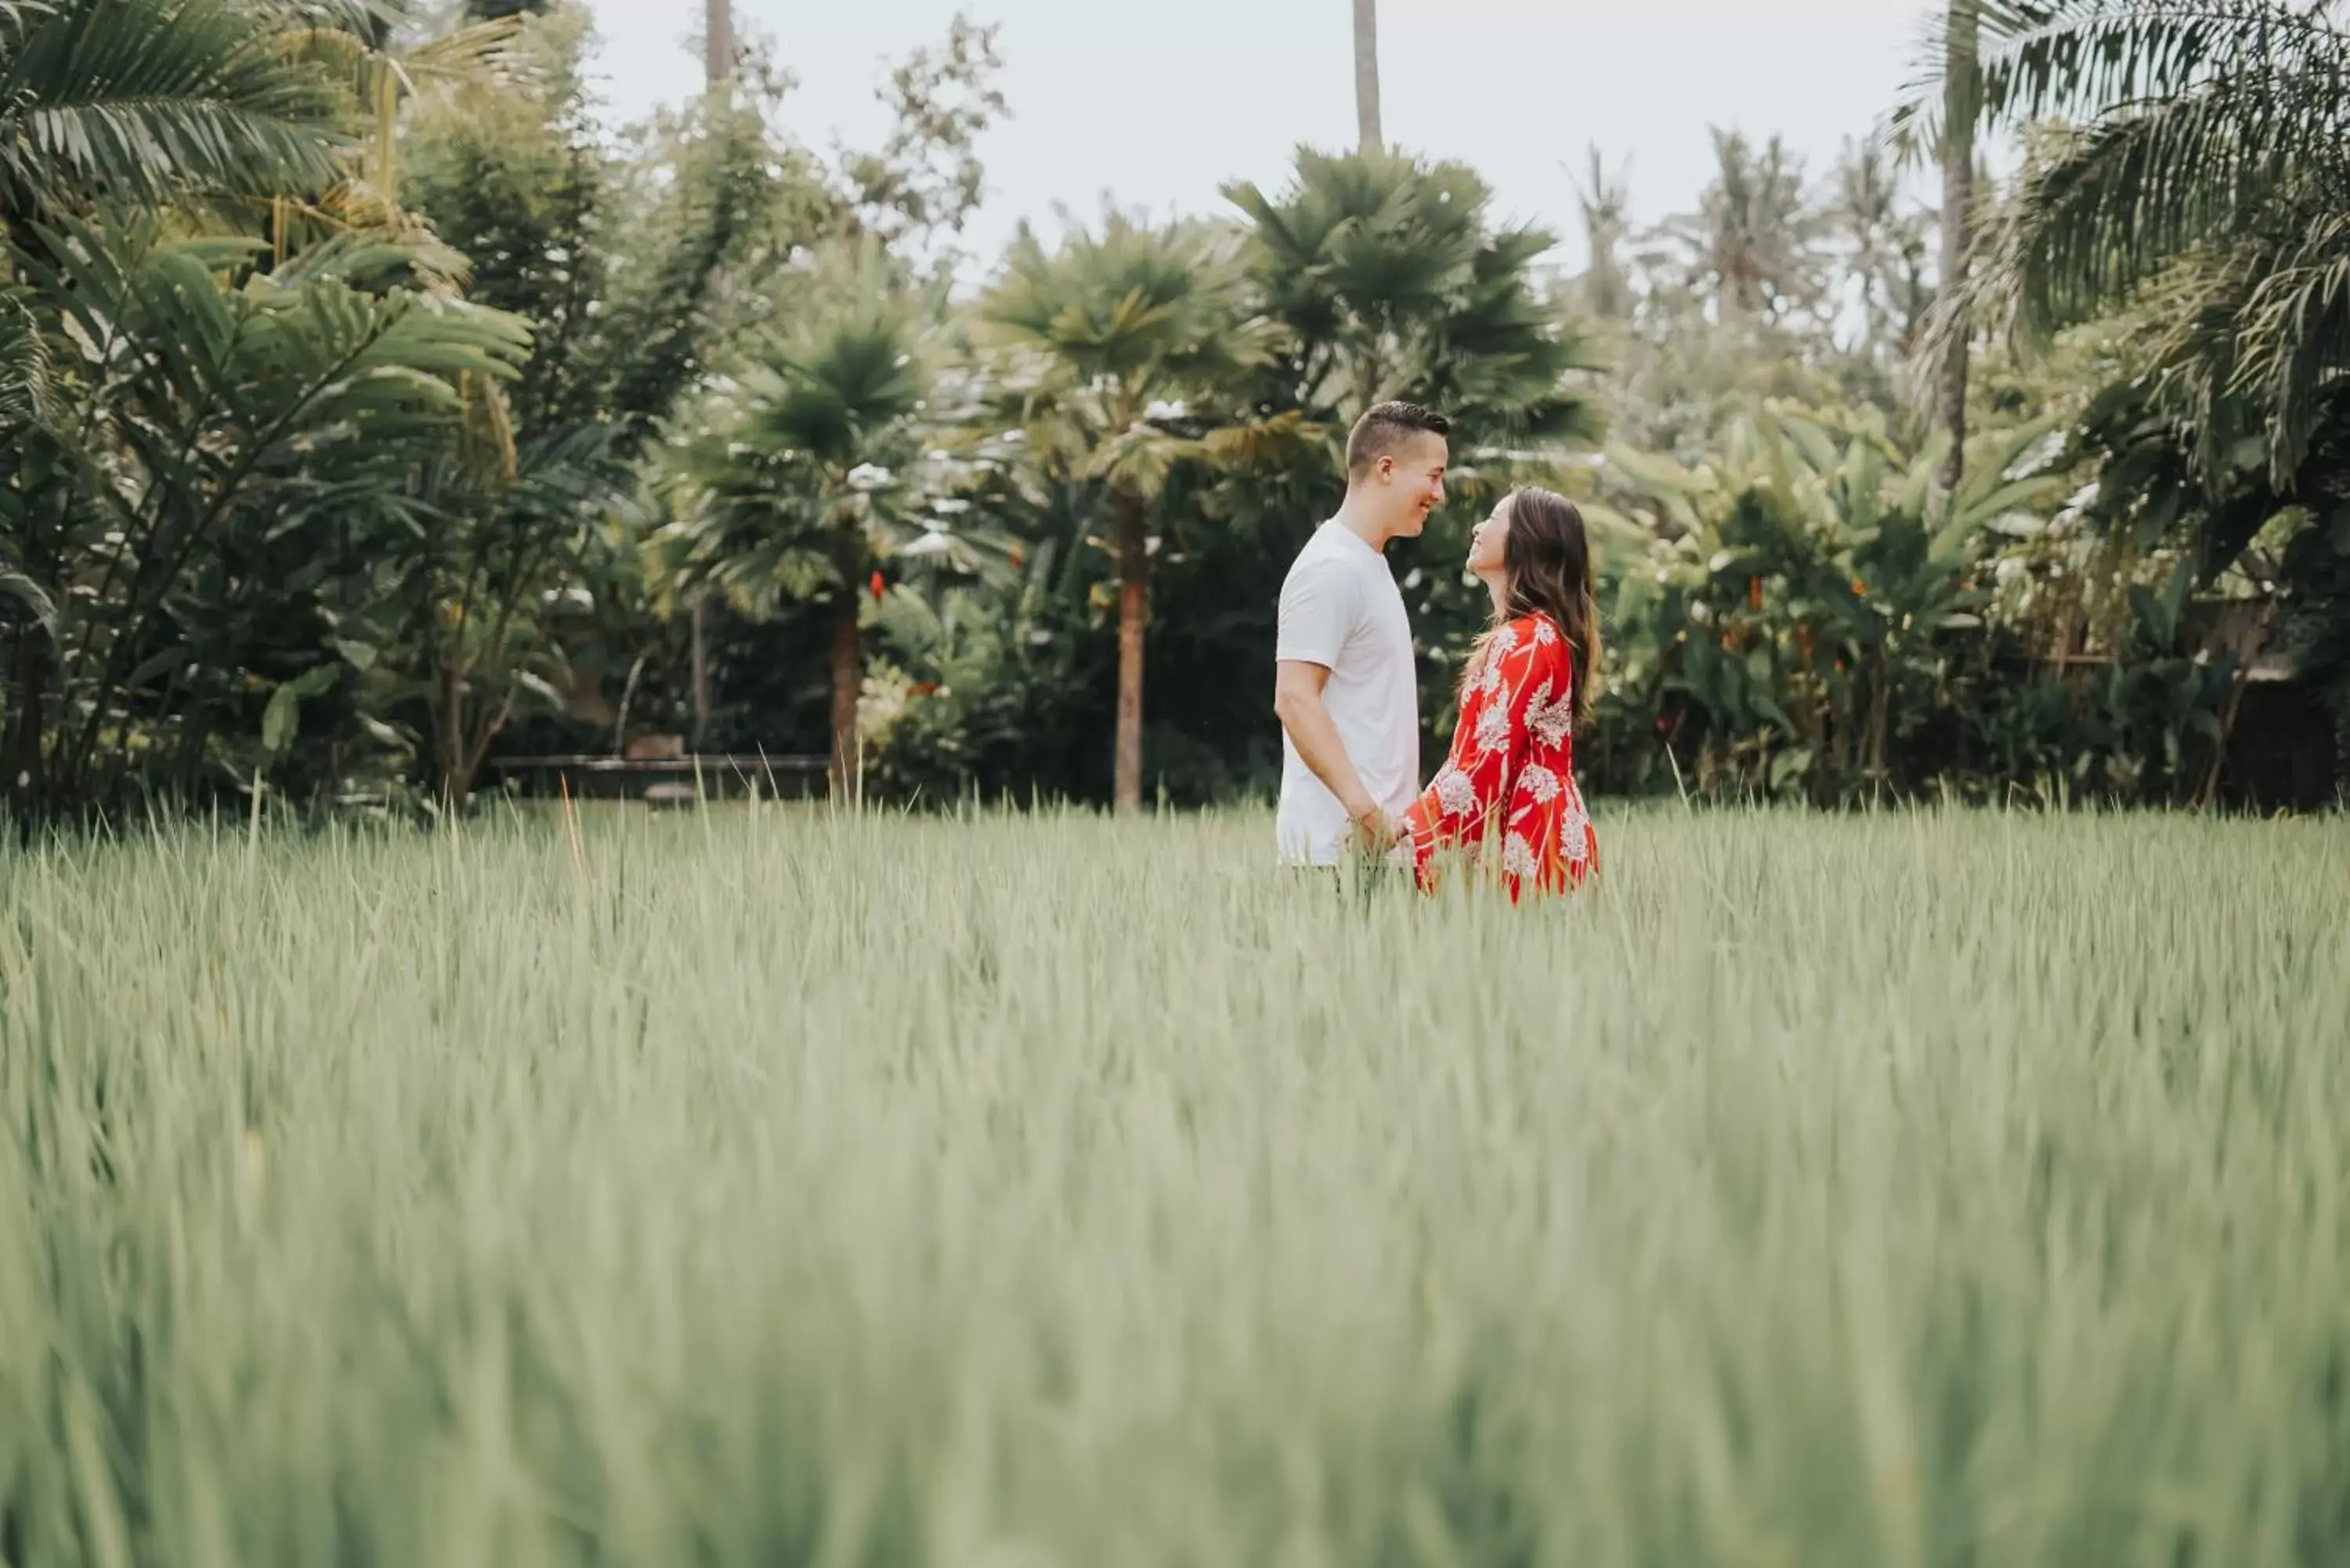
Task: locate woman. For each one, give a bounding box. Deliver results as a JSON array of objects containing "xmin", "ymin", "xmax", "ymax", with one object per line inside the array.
[{"xmin": 1404, "ymin": 486, "xmax": 1600, "ymax": 899}]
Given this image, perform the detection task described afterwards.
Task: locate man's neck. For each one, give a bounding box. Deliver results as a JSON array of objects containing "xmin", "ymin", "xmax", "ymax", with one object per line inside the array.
[{"xmin": 1331, "ymin": 494, "xmax": 1394, "ymax": 554}]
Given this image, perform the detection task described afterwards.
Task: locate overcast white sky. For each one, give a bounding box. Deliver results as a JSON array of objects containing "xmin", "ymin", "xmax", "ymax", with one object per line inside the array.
[{"xmin": 581, "ymin": 0, "xmax": 1941, "ymax": 273}]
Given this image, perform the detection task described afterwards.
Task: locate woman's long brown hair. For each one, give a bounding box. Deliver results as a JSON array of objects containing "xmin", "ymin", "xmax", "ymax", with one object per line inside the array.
[{"xmin": 1463, "ymin": 486, "xmax": 1602, "ymax": 723}]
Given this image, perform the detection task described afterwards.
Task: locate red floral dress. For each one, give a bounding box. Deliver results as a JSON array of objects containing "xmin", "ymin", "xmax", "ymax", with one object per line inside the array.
[{"xmin": 1405, "ymin": 612, "xmax": 1597, "ymax": 899}]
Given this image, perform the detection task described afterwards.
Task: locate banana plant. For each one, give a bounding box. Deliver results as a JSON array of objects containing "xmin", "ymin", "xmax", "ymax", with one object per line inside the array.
[{"xmin": 1600, "ymin": 403, "xmax": 2066, "ymax": 799}]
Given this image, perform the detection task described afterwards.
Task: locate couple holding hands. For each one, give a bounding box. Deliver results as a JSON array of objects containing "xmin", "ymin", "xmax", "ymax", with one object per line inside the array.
[{"xmin": 1272, "ymin": 402, "xmax": 1600, "ymax": 900}]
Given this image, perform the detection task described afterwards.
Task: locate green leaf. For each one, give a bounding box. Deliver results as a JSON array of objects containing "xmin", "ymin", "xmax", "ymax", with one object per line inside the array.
[
  {"xmin": 262, "ymin": 665, "xmax": 339, "ymax": 754},
  {"xmin": 0, "ymin": 0, "xmax": 343, "ymax": 210},
  {"xmin": 287, "ymin": 664, "xmax": 341, "ymax": 699},
  {"xmin": 261, "ymin": 682, "xmax": 299, "ymax": 756},
  {"xmin": 1770, "ymin": 744, "xmax": 1814, "ymax": 793}
]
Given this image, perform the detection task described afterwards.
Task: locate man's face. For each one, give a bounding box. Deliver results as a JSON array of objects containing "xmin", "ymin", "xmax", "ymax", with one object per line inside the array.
[{"xmin": 1380, "ymin": 431, "xmax": 1449, "ymax": 537}]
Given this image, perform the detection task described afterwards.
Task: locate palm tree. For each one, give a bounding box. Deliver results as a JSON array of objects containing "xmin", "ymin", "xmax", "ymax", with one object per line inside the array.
[
  {"xmin": 1826, "ymin": 137, "xmax": 1934, "ymax": 375},
  {"xmin": 1900, "ymin": 0, "xmax": 2350, "ymax": 489},
  {"xmin": 692, "ymin": 0, "xmax": 735, "ymax": 746},
  {"xmin": 1227, "ymin": 150, "xmax": 1606, "ymax": 444},
  {"xmin": 1936, "ymin": 0, "xmax": 1981, "ymax": 491},
  {"xmin": 981, "ymin": 213, "xmax": 1267, "ymax": 814},
  {"xmin": 659, "ymin": 253, "xmax": 950, "ymax": 800},
  {"xmin": 0, "ymin": 0, "xmax": 342, "ymax": 227},
  {"xmin": 1569, "ymin": 147, "xmax": 1635, "ymax": 321},
  {"xmin": 1, "ymin": 0, "xmax": 350, "ymax": 819},
  {"xmin": 1679, "ymin": 130, "xmax": 1821, "ymax": 325},
  {"xmin": 1353, "ymin": 0, "xmax": 1382, "ymax": 153}
]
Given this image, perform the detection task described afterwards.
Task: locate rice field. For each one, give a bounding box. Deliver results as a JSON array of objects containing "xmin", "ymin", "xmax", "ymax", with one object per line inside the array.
[{"xmin": 2, "ymin": 804, "xmax": 2347, "ymax": 1568}]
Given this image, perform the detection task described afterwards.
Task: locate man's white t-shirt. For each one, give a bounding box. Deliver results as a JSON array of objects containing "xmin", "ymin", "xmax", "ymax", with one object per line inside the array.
[{"xmin": 1274, "ymin": 520, "xmax": 1420, "ymax": 864}]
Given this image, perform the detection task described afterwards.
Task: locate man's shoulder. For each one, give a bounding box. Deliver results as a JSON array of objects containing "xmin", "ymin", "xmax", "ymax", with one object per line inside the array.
[
  {"xmin": 1280, "ymin": 523, "xmax": 1352, "ymax": 584},
  {"xmin": 1285, "ymin": 520, "xmax": 1340, "ymax": 560}
]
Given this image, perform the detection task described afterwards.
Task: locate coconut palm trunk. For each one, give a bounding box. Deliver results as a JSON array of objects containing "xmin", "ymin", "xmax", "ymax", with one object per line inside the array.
[
  {"xmin": 690, "ymin": 0, "xmax": 734, "ymax": 749},
  {"xmin": 1353, "ymin": 0, "xmax": 1382, "ymax": 154},
  {"xmin": 1112, "ymin": 487, "xmax": 1149, "ymax": 814},
  {"xmin": 1936, "ymin": 0, "xmax": 1978, "ymax": 493},
  {"xmin": 703, "ymin": 0, "xmax": 732, "ymax": 80}
]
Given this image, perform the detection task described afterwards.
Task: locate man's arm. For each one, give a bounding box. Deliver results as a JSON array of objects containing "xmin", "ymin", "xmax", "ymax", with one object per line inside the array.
[{"xmin": 1274, "ymin": 659, "xmax": 1388, "ymax": 840}]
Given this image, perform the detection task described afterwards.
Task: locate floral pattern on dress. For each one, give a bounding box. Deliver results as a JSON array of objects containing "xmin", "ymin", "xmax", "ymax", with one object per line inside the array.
[
  {"xmin": 1473, "ymin": 625, "xmax": 1518, "ymax": 697},
  {"xmin": 1404, "ymin": 612, "xmax": 1600, "ymax": 900},
  {"xmin": 1432, "ymin": 764, "xmax": 1478, "ymax": 818},
  {"xmin": 1472, "ymin": 694, "xmax": 1512, "ymax": 757},
  {"xmin": 1524, "ymin": 682, "xmax": 1574, "ymax": 750}
]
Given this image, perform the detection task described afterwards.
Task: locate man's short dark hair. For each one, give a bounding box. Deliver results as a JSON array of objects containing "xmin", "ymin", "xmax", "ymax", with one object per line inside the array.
[{"xmin": 1345, "ymin": 401, "xmax": 1452, "ymax": 478}]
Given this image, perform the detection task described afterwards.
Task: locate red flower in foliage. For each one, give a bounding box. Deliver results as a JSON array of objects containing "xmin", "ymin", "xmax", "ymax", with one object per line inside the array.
[{"xmin": 870, "ymin": 571, "xmax": 885, "ymax": 603}]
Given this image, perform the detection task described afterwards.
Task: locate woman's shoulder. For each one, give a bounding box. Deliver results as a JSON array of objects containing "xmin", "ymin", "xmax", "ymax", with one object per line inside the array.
[{"xmin": 1503, "ymin": 612, "xmax": 1567, "ymax": 657}]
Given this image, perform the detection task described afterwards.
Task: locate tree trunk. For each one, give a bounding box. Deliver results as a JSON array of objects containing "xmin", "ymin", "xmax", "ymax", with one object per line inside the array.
[
  {"xmin": 1113, "ymin": 490, "xmax": 1148, "ymax": 815},
  {"xmin": 1352, "ymin": 0, "xmax": 1383, "ymax": 154},
  {"xmin": 436, "ymin": 660, "xmax": 472, "ymax": 814},
  {"xmin": 1867, "ymin": 654, "xmax": 1893, "ymax": 788},
  {"xmin": 704, "ymin": 0, "xmax": 733, "ymax": 84},
  {"xmin": 828, "ymin": 521, "xmax": 864, "ymax": 804},
  {"xmin": 1936, "ymin": 0, "xmax": 1979, "ymax": 495},
  {"xmin": 690, "ymin": 0, "xmax": 731, "ymax": 757},
  {"xmin": 828, "ymin": 591, "xmax": 861, "ymax": 806},
  {"xmin": 689, "ymin": 599, "xmax": 710, "ymax": 749},
  {"xmin": 3, "ymin": 631, "xmax": 49, "ymax": 829}
]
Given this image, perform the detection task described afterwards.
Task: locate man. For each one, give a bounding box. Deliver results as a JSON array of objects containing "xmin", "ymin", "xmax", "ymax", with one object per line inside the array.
[{"xmin": 1273, "ymin": 401, "xmax": 1450, "ymax": 865}]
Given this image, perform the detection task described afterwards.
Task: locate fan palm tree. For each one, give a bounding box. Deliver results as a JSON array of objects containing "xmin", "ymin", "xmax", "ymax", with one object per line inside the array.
[
  {"xmin": 1227, "ymin": 149, "xmax": 1606, "ymax": 445},
  {"xmin": 981, "ymin": 212, "xmax": 1270, "ymax": 814},
  {"xmin": 1898, "ymin": 0, "xmax": 2350, "ymax": 490},
  {"xmin": 658, "ymin": 252, "xmax": 958, "ymax": 801}
]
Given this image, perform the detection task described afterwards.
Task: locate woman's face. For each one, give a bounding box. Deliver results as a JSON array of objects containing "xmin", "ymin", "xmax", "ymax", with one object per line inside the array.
[{"xmin": 1466, "ymin": 496, "xmax": 1512, "ymax": 581}]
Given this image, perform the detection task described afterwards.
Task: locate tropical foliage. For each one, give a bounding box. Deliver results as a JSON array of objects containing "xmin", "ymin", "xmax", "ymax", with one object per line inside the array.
[
  {"xmin": 0, "ymin": 0, "xmax": 2342, "ymax": 829},
  {"xmin": 980, "ymin": 213, "xmax": 1271, "ymax": 813}
]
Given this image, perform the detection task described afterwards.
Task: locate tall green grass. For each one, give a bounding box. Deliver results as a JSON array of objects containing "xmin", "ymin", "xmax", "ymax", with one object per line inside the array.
[{"xmin": 2, "ymin": 805, "xmax": 2346, "ymax": 1566}]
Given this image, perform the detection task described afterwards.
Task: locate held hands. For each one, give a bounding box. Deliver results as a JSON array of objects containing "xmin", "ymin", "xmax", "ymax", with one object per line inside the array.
[{"xmin": 1346, "ymin": 799, "xmax": 1405, "ymax": 857}]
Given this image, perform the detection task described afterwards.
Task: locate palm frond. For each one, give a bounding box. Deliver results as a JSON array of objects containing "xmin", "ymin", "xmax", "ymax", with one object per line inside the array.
[
  {"xmin": 0, "ymin": 283, "xmax": 50, "ymax": 425},
  {"xmin": 0, "ymin": 0, "xmax": 345, "ymax": 208},
  {"xmin": 1890, "ymin": 0, "xmax": 2347, "ymax": 157},
  {"xmin": 2240, "ymin": 277, "xmax": 2350, "ymax": 475},
  {"xmin": 1995, "ymin": 75, "xmax": 2346, "ymax": 339},
  {"xmin": 397, "ymin": 15, "xmax": 530, "ymax": 96},
  {"xmin": 981, "ymin": 211, "xmax": 1254, "ymax": 396}
]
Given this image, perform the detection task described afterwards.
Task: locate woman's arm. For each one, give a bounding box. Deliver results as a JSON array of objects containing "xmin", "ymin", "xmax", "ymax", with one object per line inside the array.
[
  {"xmin": 1498, "ymin": 630, "xmax": 1581, "ymax": 891},
  {"xmin": 1405, "ymin": 623, "xmax": 1541, "ymax": 880}
]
